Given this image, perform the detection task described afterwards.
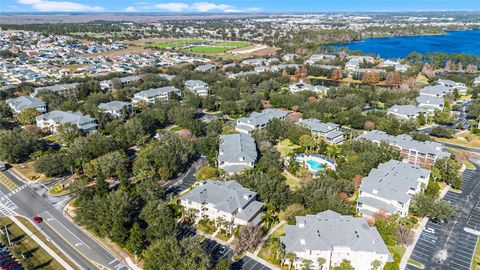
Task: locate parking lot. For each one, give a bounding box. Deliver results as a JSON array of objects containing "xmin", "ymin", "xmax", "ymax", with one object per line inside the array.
[{"xmin": 407, "ymin": 168, "xmax": 480, "ymax": 270}]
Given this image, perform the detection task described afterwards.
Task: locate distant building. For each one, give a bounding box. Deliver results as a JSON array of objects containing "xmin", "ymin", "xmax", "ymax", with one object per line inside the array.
[
  {"xmin": 357, "ymin": 130, "xmax": 450, "ymax": 168},
  {"xmin": 288, "ymin": 82, "xmax": 329, "ymax": 95},
  {"xmin": 181, "ymin": 180, "xmax": 264, "ymax": 227},
  {"xmin": 100, "ymin": 75, "xmax": 142, "ymax": 90},
  {"xmin": 357, "ymin": 160, "xmax": 431, "ymax": 217},
  {"xmin": 156, "ymin": 74, "xmax": 176, "ymax": 81},
  {"xmin": 416, "ymin": 95, "xmax": 444, "ymax": 112},
  {"xmin": 31, "ymin": 83, "xmax": 79, "ymax": 98},
  {"xmin": 282, "ymin": 53, "xmax": 298, "ymax": 62},
  {"xmin": 474, "ymin": 76, "xmax": 480, "ymax": 86},
  {"xmin": 388, "ymin": 105, "xmax": 426, "ymax": 120},
  {"xmin": 195, "ymin": 64, "xmax": 216, "ymax": 72},
  {"xmin": 132, "ymin": 86, "xmax": 181, "ymax": 104},
  {"xmin": 241, "ymin": 58, "xmax": 266, "ymax": 66},
  {"xmin": 218, "ymin": 133, "xmax": 257, "ymax": 174},
  {"xmin": 6, "ymin": 96, "xmax": 46, "ymax": 114},
  {"xmin": 419, "ymin": 85, "xmax": 450, "ymax": 98},
  {"xmin": 98, "ymin": 101, "xmax": 132, "ymax": 117},
  {"xmin": 235, "ymin": 109, "xmax": 290, "ymax": 134},
  {"xmin": 36, "ymin": 110, "xmax": 97, "ymax": 133},
  {"xmin": 305, "ymin": 54, "xmax": 336, "ymax": 65},
  {"xmin": 437, "ymin": 79, "xmax": 468, "ymax": 95},
  {"xmin": 184, "ymin": 80, "xmax": 208, "ymax": 96},
  {"xmin": 271, "ymin": 64, "xmax": 299, "ymax": 72},
  {"xmin": 281, "ymin": 210, "xmax": 392, "ymax": 270},
  {"xmin": 297, "ymin": 118, "xmax": 345, "ymax": 144}
]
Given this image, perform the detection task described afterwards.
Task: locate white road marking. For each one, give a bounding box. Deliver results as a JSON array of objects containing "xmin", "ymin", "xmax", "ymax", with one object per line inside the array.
[{"xmin": 44, "ymin": 211, "xmax": 91, "ymax": 250}]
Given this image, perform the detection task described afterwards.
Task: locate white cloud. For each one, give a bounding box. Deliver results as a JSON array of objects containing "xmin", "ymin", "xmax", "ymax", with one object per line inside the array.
[
  {"xmin": 154, "ymin": 2, "xmax": 189, "ymax": 12},
  {"xmin": 190, "ymin": 2, "xmax": 231, "ymax": 12},
  {"xmin": 17, "ymin": 0, "xmax": 104, "ymax": 11},
  {"xmin": 125, "ymin": 6, "xmax": 137, "ymax": 12},
  {"xmin": 224, "ymin": 8, "xmax": 243, "ymax": 13}
]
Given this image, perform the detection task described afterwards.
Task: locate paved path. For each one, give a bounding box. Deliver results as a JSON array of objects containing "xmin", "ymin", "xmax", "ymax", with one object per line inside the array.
[
  {"xmin": 254, "ymin": 221, "xmax": 286, "ymax": 256},
  {"xmin": 10, "ymin": 215, "xmax": 74, "ymax": 270}
]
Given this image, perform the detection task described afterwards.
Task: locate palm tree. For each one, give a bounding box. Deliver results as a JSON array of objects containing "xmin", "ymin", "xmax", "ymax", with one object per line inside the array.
[
  {"xmin": 285, "ymin": 252, "xmax": 296, "ymax": 270},
  {"xmin": 371, "ymin": 259, "xmax": 382, "ymax": 270},
  {"xmin": 317, "ymin": 257, "xmax": 326, "ymax": 270},
  {"xmin": 301, "ymin": 259, "xmax": 313, "ymax": 270}
]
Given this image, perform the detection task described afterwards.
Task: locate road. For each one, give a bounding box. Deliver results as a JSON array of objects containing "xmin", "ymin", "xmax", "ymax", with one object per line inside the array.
[
  {"xmin": 406, "ymin": 162, "xmax": 480, "ymax": 270},
  {"xmin": 0, "ymin": 169, "xmax": 129, "ymax": 270}
]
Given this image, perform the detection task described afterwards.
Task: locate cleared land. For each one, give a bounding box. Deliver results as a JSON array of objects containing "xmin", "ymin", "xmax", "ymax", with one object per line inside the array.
[{"xmin": 435, "ymin": 131, "xmax": 480, "ymax": 148}]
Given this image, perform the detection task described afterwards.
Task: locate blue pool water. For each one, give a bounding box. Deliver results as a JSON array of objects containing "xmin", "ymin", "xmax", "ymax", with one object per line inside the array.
[
  {"xmin": 306, "ymin": 159, "xmax": 324, "ymax": 171},
  {"xmin": 333, "ymin": 30, "xmax": 480, "ymax": 58}
]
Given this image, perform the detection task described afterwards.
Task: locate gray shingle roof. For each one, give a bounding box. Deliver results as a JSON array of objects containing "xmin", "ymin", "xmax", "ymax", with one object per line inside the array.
[
  {"xmin": 98, "ymin": 101, "xmax": 131, "ymax": 112},
  {"xmin": 184, "ymin": 180, "xmax": 261, "ymax": 215},
  {"xmin": 357, "ymin": 130, "xmax": 450, "ymax": 158},
  {"xmin": 419, "ymin": 85, "xmax": 450, "ymax": 97},
  {"xmin": 185, "ymin": 79, "xmax": 208, "ymax": 88},
  {"xmin": 237, "ymin": 109, "xmax": 289, "ymax": 128},
  {"xmin": 416, "ymin": 95, "xmax": 444, "ymax": 107},
  {"xmin": 36, "ymin": 110, "xmax": 96, "ymax": 128},
  {"xmin": 134, "ymin": 86, "xmax": 180, "ymax": 98},
  {"xmin": 195, "ymin": 64, "xmax": 216, "ymax": 72},
  {"xmin": 218, "ymin": 133, "xmax": 257, "ymax": 173},
  {"xmin": 6, "ymin": 96, "xmax": 45, "ymax": 112},
  {"xmin": 388, "ymin": 105, "xmax": 425, "ymax": 117},
  {"xmin": 32, "ymin": 83, "xmax": 79, "ymax": 96},
  {"xmin": 281, "ymin": 210, "xmax": 391, "ymax": 256},
  {"xmin": 359, "ymin": 160, "xmax": 431, "ymax": 204},
  {"xmin": 298, "ymin": 118, "xmax": 339, "ymax": 134}
]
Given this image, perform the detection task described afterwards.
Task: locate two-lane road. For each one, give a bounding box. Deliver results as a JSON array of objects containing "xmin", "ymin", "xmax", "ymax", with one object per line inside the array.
[{"xmin": 0, "ymin": 169, "xmax": 129, "ymax": 270}]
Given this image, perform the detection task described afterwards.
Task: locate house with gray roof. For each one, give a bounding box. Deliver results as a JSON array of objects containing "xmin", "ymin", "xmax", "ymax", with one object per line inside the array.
[
  {"xmin": 388, "ymin": 105, "xmax": 426, "ymax": 120},
  {"xmin": 218, "ymin": 133, "xmax": 257, "ymax": 174},
  {"xmin": 236, "ymin": 109, "xmax": 290, "ymax": 134},
  {"xmin": 416, "ymin": 95, "xmax": 444, "ymax": 112},
  {"xmin": 195, "ymin": 64, "xmax": 216, "ymax": 72},
  {"xmin": 31, "ymin": 83, "xmax": 79, "ymax": 98},
  {"xmin": 357, "ymin": 130, "xmax": 450, "ymax": 168},
  {"xmin": 184, "ymin": 80, "xmax": 208, "ymax": 97},
  {"xmin": 98, "ymin": 101, "xmax": 132, "ymax": 117},
  {"xmin": 180, "ymin": 180, "xmax": 264, "ymax": 227},
  {"xmin": 281, "ymin": 210, "xmax": 391, "ymax": 270},
  {"xmin": 6, "ymin": 96, "xmax": 46, "ymax": 114},
  {"xmin": 288, "ymin": 81, "xmax": 329, "ymax": 96},
  {"xmin": 357, "ymin": 160, "xmax": 431, "ymax": 217},
  {"xmin": 419, "ymin": 85, "xmax": 450, "ymax": 98},
  {"xmin": 241, "ymin": 58, "xmax": 266, "ymax": 67},
  {"xmin": 100, "ymin": 75, "xmax": 142, "ymax": 90},
  {"xmin": 437, "ymin": 79, "xmax": 468, "ymax": 95},
  {"xmin": 132, "ymin": 86, "xmax": 181, "ymax": 104},
  {"xmin": 36, "ymin": 110, "xmax": 97, "ymax": 134},
  {"xmin": 156, "ymin": 73, "xmax": 176, "ymax": 81},
  {"xmin": 297, "ymin": 118, "xmax": 345, "ymax": 144}
]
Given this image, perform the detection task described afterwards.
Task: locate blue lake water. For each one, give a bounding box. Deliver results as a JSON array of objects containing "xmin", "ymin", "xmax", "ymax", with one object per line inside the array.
[{"xmin": 333, "ymin": 30, "xmax": 480, "ymax": 58}]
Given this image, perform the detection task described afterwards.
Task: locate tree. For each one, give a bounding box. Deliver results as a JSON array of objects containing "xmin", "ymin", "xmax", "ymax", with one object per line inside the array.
[
  {"xmin": 35, "ymin": 153, "xmax": 68, "ymax": 177},
  {"xmin": 0, "ymin": 129, "xmax": 43, "ymax": 163},
  {"xmin": 431, "ymin": 158, "xmax": 462, "ymax": 188},
  {"xmin": 196, "ymin": 166, "xmax": 220, "ymax": 180},
  {"xmin": 126, "ymin": 222, "xmax": 146, "ymax": 254},
  {"xmin": 334, "ymin": 259, "xmax": 354, "ymax": 270},
  {"xmin": 216, "ymin": 258, "xmax": 231, "ymax": 270},
  {"xmin": 395, "ymin": 224, "xmax": 414, "ymax": 246},
  {"xmin": 140, "ymin": 200, "xmax": 177, "ymax": 242},
  {"xmin": 301, "ymin": 259, "xmax": 313, "ymax": 270},
  {"xmin": 17, "ymin": 108, "xmax": 40, "ymax": 125},
  {"xmin": 410, "ymin": 193, "xmax": 455, "ymax": 222},
  {"xmin": 317, "ymin": 257, "xmax": 327, "ymax": 270},
  {"xmin": 371, "ymin": 259, "xmax": 382, "ymax": 270},
  {"xmin": 299, "ymin": 134, "xmax": 315, "ymax": 153},
  {"xmin": 416, "ymin": 112, "xmax": 426, "ymax": 126},
  {"xmin": 234, "ymin": 225, "xmax": 263, "ymax": 254},
  {"xmin": 57, "ymin": 123, "xmax": 82, "ymax": 146},
  {"xmin": 279, "ymin": 204, "xmax": 307, "ymax": 225},
  {"xmin": 285, "ymin": 252, "xmax": 297, "ymax": 270}
]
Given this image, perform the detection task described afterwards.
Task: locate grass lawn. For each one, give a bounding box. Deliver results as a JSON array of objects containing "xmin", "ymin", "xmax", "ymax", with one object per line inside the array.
[
  {"xmin": 472, "ymin": 237, "xmax": 480, "ymax": 270},
  {"xmin": 12, "ymin": 162, "xmax": 47, "ymax": 182},
  {"xmin": 434, "ymin": 131, "xmax": 480, "ymax": 149},
  {"xmin": 0, "ymin": 217, "xmax": 77, "ymax": 270},
  {"xmin": 216, "ymin": 230, "xmax": 231, "ymax": 242},
  {"xmin": 213, "ymin": 41, "xmax": 250, "ymax": 47},
  {"xmin": 276, "ymin": 139, "xmax": 300, "ymax": 158},
  {"xmin": 43, "ymin": 134, "xmax": 62, "ymax": 143},
  {"xmin": 196, "ymin": 219, "xmax": 216, "ymax": 235},
  {"xmin": 416, "ymin": 74, "xmax": 429, "ymax": 84},
  {"xmin": 183, "ymin": 46, "xmax": 230, "ymax": 53},
  {"xmin": 258, "ymin": 224, "xmax": 286, "ymax": 266},
  {"xmin": 283, "ymin": 171, "xmax": 302, "ymax": 190},
  {"xmin": 408, "ymin": 258, "xmax": 425, "ymax": 269}
]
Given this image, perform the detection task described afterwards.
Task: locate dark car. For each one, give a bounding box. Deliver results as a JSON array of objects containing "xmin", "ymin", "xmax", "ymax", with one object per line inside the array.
[{"xmin": 32, "ymin": 216, "xmax": 42, "ymax": 224}]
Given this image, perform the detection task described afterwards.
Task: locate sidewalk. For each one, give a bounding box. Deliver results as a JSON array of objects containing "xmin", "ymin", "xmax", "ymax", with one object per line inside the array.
[
  {"xmin": 254, "ymin": 220, "xmax": 286, "ymax": 256},
  {"xmin": 9, "ymin": 216, "xmax": 74, "ymax": 270}
]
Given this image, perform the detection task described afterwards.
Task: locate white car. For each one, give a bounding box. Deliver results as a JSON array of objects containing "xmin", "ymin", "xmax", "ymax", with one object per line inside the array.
[{"xmin": 0, "ymin": 162, "xmax": 5, "ymax": 171}]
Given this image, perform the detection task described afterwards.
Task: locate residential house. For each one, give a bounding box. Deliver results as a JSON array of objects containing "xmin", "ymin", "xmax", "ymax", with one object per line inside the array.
[
  {"xmin": 387, "ymin": 105, "xmax": 426, "ymax": 120},
  {"xmin": 357, "ymin": 130, "xmax": 450, "ymax": 168},
  {"xmin": 98, "ymin": 101, "xmax": 132, "ymax": 117},
  {"xmin": 195, "ymin": 64, "xmax": 216, "ymax": 72},
  {"xmin": 241, "ymin": 58, "xmax": 266, "ymax": 67},
  {"xmin": 288, "ymin": 82, "xmax": 329, "ymax": 96},
  {"xmin": 36, "ymin": 110, "xmax": 97, "ymax": 133},
  {"xmin": 281, "ymin": 210, "xmax": 392, "ymax": 270},
  {"xmin": 132, "ymin": 86, "xmax": 181, "ymax": 104},
  {"xmin": 31, "ymin": 83, "xmax": 79, "ymax": 98},
  {"xmin": 357, "ymin": 160, "xmax": 431, "ymax": 217},
  {"xmin": 218, "ymin": 133, "xmax": 257, "ymax": 174},
  {"xmin": 6, "ymin": 96, "xmax": 46, "ymax": 113},
  {"xmin": 305, "ymin": 54, "xmax": 336, "ymax": 65},
  {"xmin": 282, "ymin": 53, "xmax": 298, "ymax": 62},
  {"xmin": 180, "ymin": 180, "xmax": 264, "ymax": 227},
  {"xmin": 156, "ymin": 73, "xmax": 176, "ymax": 81},
  {"xmin": 297, "ymin": 118, "xmax": 345, "ymax": 144},
  {"xmin": 437, "ymin": 79, "xmax": 468, "ymax": 95},
  {"xmin": 235, "ymin": 109, "xmax": 290, "ymax": 134},
  {"xmin": 100, "ymin": 75, "xmax": 142, "ymax": 90},
  {"xmin": 419, "ymin": 85, "xmax": 450, "ymax": 98},
  {"xmin": 416, "ymin": 95, "xmax": 444, "ymax": 112},
  {"xmin": 184, "ymin": 80, "xmax": 209, "ymax": 96}
]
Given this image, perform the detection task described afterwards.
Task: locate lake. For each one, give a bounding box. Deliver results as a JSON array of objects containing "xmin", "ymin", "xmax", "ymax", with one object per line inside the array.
[{"xmin": 333, "ymin": 30, "xmax": 480, "ymax": 59}]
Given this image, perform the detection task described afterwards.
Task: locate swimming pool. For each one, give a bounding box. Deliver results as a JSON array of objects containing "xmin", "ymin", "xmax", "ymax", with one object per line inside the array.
[{"xmin": 306, "ymin": 159, "xmax": 324, "ymax": 171}]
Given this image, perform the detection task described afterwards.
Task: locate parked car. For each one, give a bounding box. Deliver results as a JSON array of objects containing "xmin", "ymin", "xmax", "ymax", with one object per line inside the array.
[
  {"xmin": 0, "ymin": 162, "xmax": 6, "ymax": 171},
  {"xmin": 32, "ymin": 216, "xmax": 42, "ymax": 224}
]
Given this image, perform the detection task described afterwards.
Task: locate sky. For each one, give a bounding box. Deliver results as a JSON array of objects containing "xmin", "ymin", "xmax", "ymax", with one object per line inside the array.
[{"xmin": 2, "ymin": 0, "xmax": 480, "ymax": 13}]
